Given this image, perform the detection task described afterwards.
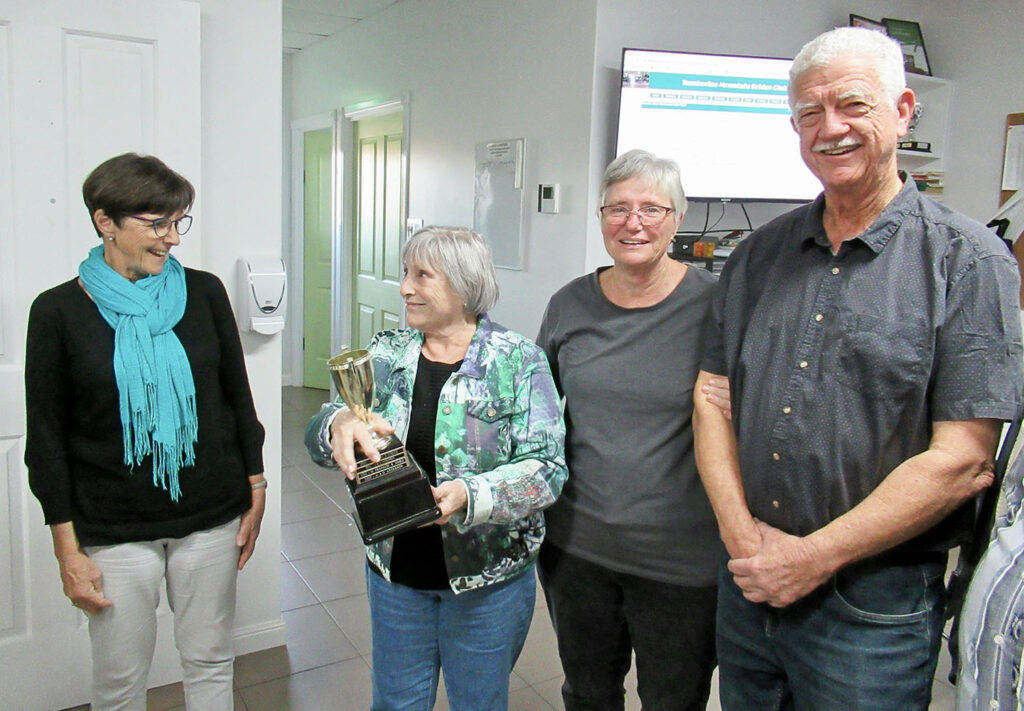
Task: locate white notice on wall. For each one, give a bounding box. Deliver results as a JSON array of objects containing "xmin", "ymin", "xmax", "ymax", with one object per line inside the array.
[
  {"xmin": 474, "ymin": 139, "xmax": 524, "ymax": 270},
  {"xmin": 1002, "ymin": 125, "xmax": 1024, "ymax": 192}
]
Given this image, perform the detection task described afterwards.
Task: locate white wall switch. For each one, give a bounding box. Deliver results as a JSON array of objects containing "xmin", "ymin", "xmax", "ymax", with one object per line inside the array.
[{"xmin": 538, "ymin": 184, "xmax": 560, "ymax": 214}]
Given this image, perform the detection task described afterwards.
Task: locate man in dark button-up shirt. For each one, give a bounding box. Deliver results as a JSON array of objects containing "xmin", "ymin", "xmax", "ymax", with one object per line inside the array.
[{"xmin": 694, "ymin": 27, "xmax": 1023, "ymax": 711}]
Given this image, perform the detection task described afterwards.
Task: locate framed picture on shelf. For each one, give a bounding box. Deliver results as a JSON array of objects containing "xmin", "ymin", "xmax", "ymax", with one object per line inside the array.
[
  {"xmin": 849, "ymin": 14, "xmax": 887, "ymax": 34},
  {"xmin": 883, "ymin": 17, "xmax": 932, "ymax": 75}
]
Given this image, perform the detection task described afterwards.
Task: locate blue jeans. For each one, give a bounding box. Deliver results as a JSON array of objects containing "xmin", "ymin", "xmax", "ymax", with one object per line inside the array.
[
  {"xmin": 366, "ymin": 562, "xmax": 535, "ymax": 711},
  {"xmin": 717, "ymin": 554, "xmax": 946, "ymax": 711},
  {"xmin": 538, "ymin": 543, "xmax": 717, "ymax": 711}
]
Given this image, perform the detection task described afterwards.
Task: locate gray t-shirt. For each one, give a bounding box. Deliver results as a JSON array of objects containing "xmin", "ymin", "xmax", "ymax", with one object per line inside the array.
[{"xmin": 537, "ymin": 266, "xmax": 719, "ymax": 587}]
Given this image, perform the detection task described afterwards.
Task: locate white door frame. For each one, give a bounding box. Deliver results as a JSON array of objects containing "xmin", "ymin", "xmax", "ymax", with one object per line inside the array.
[{"xmin": 286, "ymin": 95, "xmax": 410, "ymax": 387}]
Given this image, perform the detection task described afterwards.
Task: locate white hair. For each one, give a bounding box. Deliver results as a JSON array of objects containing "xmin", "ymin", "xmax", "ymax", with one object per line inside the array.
[
  {"xmin": 789, "ymin": 26, "xmax": 906, "ymax": 110},
  {"xmin": 402, "ymin": 226, "xmax": 499, "ymax": 316},
  {"xmin": 600, "ymin": 149, "xmax": 687, "ymax": 215}
]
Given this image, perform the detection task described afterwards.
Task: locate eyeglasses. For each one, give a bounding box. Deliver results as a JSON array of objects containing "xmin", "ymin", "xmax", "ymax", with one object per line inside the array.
[
  {"xmin": 599, "ymin": 205, "xmax": 674, "ymax": 226},
  {"xmin": 127, "ymin": 214, "xmax": 193, "ymax": 238}
]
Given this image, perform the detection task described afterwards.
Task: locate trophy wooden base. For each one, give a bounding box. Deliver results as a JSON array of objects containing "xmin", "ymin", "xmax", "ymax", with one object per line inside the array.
[
  {"xmin": 898, "ymin": 140, "xmax": 931, "ymax": 152},
  {"xmin": 346, "ymin": 435, "xmax": 441, "ymax": 545}
]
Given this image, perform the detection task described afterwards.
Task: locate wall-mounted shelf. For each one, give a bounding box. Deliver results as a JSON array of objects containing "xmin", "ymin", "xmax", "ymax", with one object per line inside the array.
[
  {"xmin": 898, "ymin": 149, "xmax": 944, "ymax": 165},
  {"xmin": 898, "ymin": 73, "xmax": 951, "ymax": 199}
]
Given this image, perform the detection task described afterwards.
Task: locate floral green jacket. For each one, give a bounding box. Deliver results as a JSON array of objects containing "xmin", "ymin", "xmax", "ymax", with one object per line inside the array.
[{"xmin": 305, "ymin": 315, "xmax": 567, "ymax": 593}]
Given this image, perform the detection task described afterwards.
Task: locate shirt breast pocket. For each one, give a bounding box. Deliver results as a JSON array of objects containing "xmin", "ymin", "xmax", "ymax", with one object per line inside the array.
[
  {"xmin": 466, "ymin": 397, "xmax": 515, "ymax": 423},
  {"xmin": 463, "ymin": 397, "xmax": 516, "ymax": 466},
  {"xmin": 834, "ymin": 314, "xmax": 930, "ymax": 400}
]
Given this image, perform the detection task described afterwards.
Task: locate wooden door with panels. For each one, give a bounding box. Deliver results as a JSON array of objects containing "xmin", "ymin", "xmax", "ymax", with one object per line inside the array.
[
  {"xmin": 0, "ymin": 2, "xmax": 201, "ymax": 708},
  {"xmin": 352, "ymin": 112, "xmax": 405, "ymax": 350}
]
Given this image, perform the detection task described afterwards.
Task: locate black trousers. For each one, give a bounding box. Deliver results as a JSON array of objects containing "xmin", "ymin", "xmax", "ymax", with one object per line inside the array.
[{"xmin": 538, "ymin": 542, "xmax": 718, "ymax": 711}]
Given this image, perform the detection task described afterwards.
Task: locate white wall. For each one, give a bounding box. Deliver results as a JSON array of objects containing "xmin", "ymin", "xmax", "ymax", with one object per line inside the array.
[
  {"xmin": 197, "ymin": 0, "xmax": 286, "ymax": 652},
  {"xmin": 282, "ymin": 51, "xmax": 296, "ymax": 383},
  {"xmin": 289, "ymin": 0, "xmax": 598, "ymax": 338},
  {"xmin": 922, "ymin": 0, "xmax": 1024, "ymax": 223},
  {"xmin": 288, "ymin": 0, "xmax": 1015, "ymax": 338}
]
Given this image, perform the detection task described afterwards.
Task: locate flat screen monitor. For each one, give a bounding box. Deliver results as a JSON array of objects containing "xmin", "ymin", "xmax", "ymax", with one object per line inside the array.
[{"xmin": 616, "ymin": 48, "xmax": 822, "ymax": 203}]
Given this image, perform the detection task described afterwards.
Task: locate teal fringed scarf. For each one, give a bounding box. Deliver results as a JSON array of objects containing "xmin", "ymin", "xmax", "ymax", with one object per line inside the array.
[{"xmin": 78, "ymin": 245, "xmax": 197, "ymax": 501}]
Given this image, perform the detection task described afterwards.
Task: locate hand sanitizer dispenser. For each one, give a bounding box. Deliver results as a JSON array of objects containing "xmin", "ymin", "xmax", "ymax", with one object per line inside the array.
[{"xmin": 237, "ymin": 257, "xmax": 287, "ymax": 335}]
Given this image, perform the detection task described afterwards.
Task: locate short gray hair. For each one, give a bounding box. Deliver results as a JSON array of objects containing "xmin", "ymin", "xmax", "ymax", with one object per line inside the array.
[
  {"xmin": 402, "ymin": 226, "xmax": 499, "ymax": 316},
  {"xmin": 789, "ymin": 26, "xmax": 906, "ymax": 110},
  {"xmin": 600, "ymin": 149, "xmax": 687, "ymax": 215}
]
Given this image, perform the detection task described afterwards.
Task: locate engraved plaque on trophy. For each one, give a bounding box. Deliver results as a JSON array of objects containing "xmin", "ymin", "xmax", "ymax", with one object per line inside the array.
[{"xmin": 328, "ymin": 349, "xmax": 441, "ymax": 544}]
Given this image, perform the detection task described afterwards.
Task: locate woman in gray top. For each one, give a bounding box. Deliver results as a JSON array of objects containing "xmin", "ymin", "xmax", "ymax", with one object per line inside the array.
[{"xmin": 536, "ymin": 149, "xmax": 722, "ymax": 710}]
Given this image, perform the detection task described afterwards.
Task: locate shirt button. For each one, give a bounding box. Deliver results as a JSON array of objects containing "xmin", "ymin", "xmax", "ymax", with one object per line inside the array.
[
  {"xmin": 772, "ymin": 452, "xmax": 781, "ymax": 461},
  {"xmin": 372, "ymin": 398, "xmax": 380, "ymax": 407},
  {"xmin": 438, "ymin": 445, "xmax": 447, "ymax": 455},
  {"xmin": 814, "ymin": 314, "xmax": 824, "ymax": 322},
  {"xmin": 442, "ymin": 405, "xmax": 452, "ymax": 415},
  {"xmin": 486, "ymin": 407, "xmax": 497, "ymax": 418},
  {"xmin": 450, "ymin": 555, "xmax": 460, "ymax": 563},
  {"xmin": 782, "ymin": 406, "xmax": 792, "ymax": 414},
  {"xmin": 831, "ymin": 267, "xmax": 840, "ymax": 275},
  {"xmin": 799, "ymin": 360, "xmax": 808, "ymax": 369},
  {"xmin": 772, "ymin": 500, "xmax": 780, "ymax": 508}
]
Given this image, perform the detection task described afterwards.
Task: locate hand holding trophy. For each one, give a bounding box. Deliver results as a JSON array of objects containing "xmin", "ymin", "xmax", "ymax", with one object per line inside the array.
[{"xmin": 328, "ymin": 349, "xmax": 441, "ymax": 544}]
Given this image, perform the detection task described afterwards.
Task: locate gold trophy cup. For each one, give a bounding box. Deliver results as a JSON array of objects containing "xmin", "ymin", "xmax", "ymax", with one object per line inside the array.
[{"xmin": 328, "ymin": 349, "xmax": 440, "ymax": 544}]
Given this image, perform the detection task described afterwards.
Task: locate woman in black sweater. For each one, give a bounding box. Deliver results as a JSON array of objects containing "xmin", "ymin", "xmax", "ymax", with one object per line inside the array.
[{"xmin": 24, "ymin": 153, "xmax": 265, "ymax": 711}]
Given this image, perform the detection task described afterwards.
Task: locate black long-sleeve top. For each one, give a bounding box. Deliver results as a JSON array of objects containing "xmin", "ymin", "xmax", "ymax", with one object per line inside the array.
[{"xmin": 24, "ymin": 268, "xmax": 265, "ymax": 546}]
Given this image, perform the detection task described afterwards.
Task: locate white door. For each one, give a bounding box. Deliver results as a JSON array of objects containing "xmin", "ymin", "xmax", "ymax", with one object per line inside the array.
[
  {"xmin": 0, "ymin": 2, "xmax": 200, "ymax": 708},
  {"xmin": 302, "ymin": 128, "xmax": 334, "ymax": 390},
  {"xmin": 352, "ymin": 112, "xmax": 405, "ymax": 349}
]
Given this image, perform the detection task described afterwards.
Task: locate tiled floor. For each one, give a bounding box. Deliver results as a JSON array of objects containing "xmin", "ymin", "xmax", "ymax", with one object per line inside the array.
[{"xmin": 64, "ymin": 386, "xmax": 960, "ymax": 710}]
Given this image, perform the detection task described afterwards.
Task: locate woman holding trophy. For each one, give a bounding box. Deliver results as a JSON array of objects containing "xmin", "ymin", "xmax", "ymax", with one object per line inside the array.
[
  {"xmin": 305, "ymin": 226, "xmax": 567, "ymax": 711},
  {"xmin": 24, "ymin": 153, "xmax": 266, "ymax": 710}
]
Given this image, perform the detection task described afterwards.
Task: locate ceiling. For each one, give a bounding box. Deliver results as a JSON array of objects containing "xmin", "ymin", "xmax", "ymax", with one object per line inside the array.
[{"xmin": 282, "ymin": 0, "xmax": 402, "ymax": 53}]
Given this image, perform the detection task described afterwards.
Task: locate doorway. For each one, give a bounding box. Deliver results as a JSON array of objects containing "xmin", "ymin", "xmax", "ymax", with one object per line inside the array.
[
  {"xmin": 288, "ymin": 99, "xmax": 409, "ymax": 388},
  {"xmin": 302, "ymin": 127, "xmax": 333, "ymax": 390}
]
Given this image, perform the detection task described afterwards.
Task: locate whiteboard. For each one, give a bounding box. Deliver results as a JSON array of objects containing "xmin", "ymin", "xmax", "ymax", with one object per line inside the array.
[{"xmin": 474, "ymin": 139, "xmax": 524, "ymax": 269}]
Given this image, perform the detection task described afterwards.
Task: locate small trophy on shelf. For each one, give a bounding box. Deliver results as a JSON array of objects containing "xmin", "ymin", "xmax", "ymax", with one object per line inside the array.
[
  {"xmin": 898, "ymin": 102, "xmax": 931, "ymax": 152},
  {"xmin": 327, "ymin": 349, "xmax": 440, "ymax": 544}
]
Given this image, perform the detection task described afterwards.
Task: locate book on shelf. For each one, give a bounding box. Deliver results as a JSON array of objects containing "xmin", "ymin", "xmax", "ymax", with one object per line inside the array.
[{"xmin": 911, "ymin": 170, "xmax": 944, "ymax": 196}]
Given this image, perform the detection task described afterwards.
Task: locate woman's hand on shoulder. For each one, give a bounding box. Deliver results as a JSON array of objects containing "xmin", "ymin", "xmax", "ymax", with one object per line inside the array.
[
  {"xmin": 59, "ymin": 551, "xmax": 112, "ymax": 614},
  {"xmin": 329, "ymin": 409, "xmax": 394, "ymax": 479},
  {"xmin": 431, "ymin": 480, "xmax": 469, "ymax": 525},
  {"xmin": 237, "ymin": 475, "xmax": 267, "ymax": 570}
]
